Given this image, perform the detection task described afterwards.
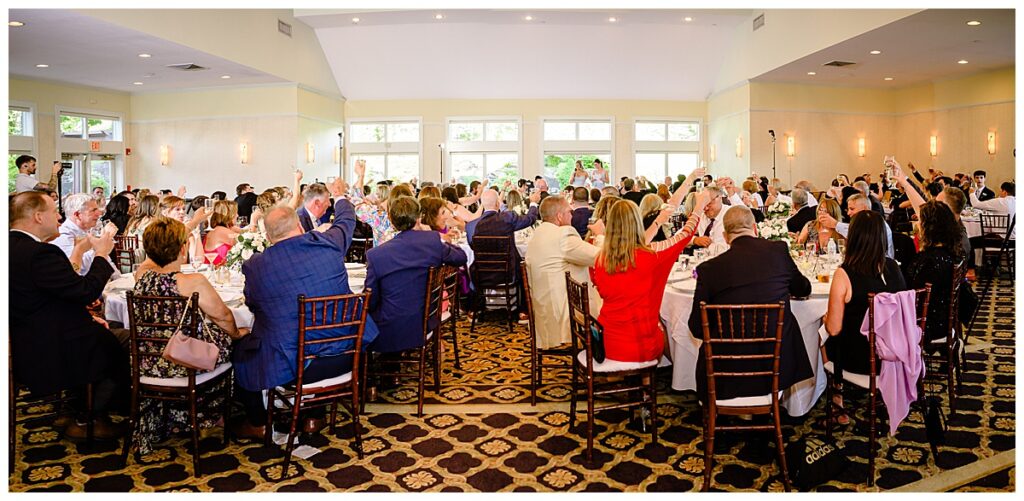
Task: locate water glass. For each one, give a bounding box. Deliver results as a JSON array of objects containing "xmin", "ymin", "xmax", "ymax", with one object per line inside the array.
[{"xmin": 204, "ymin": 198, "xmax": 215, "ymax": 210}]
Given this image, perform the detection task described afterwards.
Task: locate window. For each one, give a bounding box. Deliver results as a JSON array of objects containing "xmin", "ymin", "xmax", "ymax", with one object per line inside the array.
[
  {"xmin": 59, "ymin": 112, "xmax": 122, "ymax": 141},
  {"xmin": 541, "ymin": 118, "xmax": 614, "ymax": 190},
  {"xmin": 8, "ymin": 153, "xmax": 23, "ymax": 193},
  {"xmin": 634, "ymin": 119, "xmax": 701, "ymax": 182},
  {"xmin": 446, "ymin": 118, "xmax": 521, "ymax": 186},
  {"xmin": 347, "ymin": 120, "xmax": 421, "ymax": 183},
  {"xmin": 9, "ymin": 107, "xmax": 32, "ymax": 137}
]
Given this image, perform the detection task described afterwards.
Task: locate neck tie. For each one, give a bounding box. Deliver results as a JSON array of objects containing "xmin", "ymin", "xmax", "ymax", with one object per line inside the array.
[{"xmin": 704, "ymin": 218, "xmax": 715, "ymax": 237}]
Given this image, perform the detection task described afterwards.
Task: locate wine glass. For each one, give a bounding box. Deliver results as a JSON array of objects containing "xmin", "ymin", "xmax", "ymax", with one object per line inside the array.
[
  {"xmin": 204, "ymin": 198, "xmax": 215, "ymax": 211},
  {"xmin": 203, "ymin": 251, "xmax": 220, "ymax": 278}
]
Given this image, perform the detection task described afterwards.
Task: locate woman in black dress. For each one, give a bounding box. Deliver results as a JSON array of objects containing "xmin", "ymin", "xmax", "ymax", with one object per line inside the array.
[
  {"xmin": 904, "ymin": 201, "xmax": 964, "ymax": 347},
  {"xmin": 823, "ymin": 211, "xmax": 908, "ymax": 418}
]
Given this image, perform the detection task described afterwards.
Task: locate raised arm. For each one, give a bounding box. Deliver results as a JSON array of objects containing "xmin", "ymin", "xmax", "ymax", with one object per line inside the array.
[
  {"xmin": 652, "ymin": 191, "xmax": 708, "ymax": 252},
  {"xmin": 287, "ymin": 169, "xmax": 304, "ymax": 210},
  {"xmin": 352, "ymin": 160, "xmax": 366, "ymax": 199},
  {"xmin": 667, "ymin": 167, "xmax": 704, "ymax": 206},
  {"xmin": 322, "ymin": 177, "xmax": 356, "ymax": 252},
  {"xmin": 892, "ymin": 164, "xmax": 926, "ymax": 219}
]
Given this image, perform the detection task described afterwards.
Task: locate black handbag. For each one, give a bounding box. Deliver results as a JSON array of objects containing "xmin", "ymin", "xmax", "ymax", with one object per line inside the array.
[
  {"xmin": 784, "ymin": 435, "xmax": 850, "ymax": 491},
  {"xmin": 589, "ymin": 323, "xmax": 606, "ymax": 364}
]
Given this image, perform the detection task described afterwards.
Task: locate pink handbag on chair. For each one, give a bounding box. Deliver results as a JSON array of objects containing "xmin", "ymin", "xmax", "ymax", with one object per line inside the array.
[{"xmin": 162, "ymin": 296, "xmax": 219, "ymax": 371}]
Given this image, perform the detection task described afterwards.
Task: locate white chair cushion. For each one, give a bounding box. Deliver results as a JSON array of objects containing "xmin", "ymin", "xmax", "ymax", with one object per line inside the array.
[
  {"xmin": 302, "ymin": 371, "xmax": 353, "ymax": 390},
  {"xmin": 717, "ymin": 391, "xmax": 784, "ymax": 408},
  {"xmin": 823, "ymin": 361, "xmax": 871, "ymax": 389},
  {"xmin": 140, "ymin": 362, "xmax": 232, "ymax": 388},
  {"xmin": 441, "ymin": 310, "xmax": 452, "ymax": 322},
  {"xmin": 576, "ymin": 351, "xmax": 658, "ymax": 372}
]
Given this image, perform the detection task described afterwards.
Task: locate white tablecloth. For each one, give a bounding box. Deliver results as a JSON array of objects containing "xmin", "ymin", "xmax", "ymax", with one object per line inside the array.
[
  {"xmin": 103, "ymin": 264, "xmax": 365, "ymax": 329},
  {"xmin": 962, "ymin": 216, "xmax": 982, "ymax": 238},
  {"xmin": 659, "ymin": 265, "xmax": 830, "ymax": 417}
]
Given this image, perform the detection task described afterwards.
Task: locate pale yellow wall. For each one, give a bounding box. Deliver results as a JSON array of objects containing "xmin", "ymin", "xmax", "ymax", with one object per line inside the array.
[
  {"xmin": 78, "ymin": 9, "xmax": 341, "ymax": 97},
  {"xmin": 9, "ymin": 78, "xmax": 131, "ymax": 181},
  {"xmin": 130, "ymin": 85, "xmax": 298, "ymax": 121},
  {"xmin": 344, "ymin": 99, "xmax": 707, "ymax": 183},
  {"xmin": 750, "ymin": 82, "xmax": 896, "ymax": 115},
  {"xmin": 707, "ymin": 84, "xmax": 752, "ymax": 180}
]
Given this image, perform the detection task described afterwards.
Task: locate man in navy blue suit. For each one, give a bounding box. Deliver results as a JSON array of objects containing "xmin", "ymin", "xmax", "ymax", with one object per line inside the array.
[
  {"xmin": 470, "ymin": 188, "xmax": 541, "ymax": 319},
  {"xmin": 365, "ymin": 196, "xmax": 468, "ymax": 353},
  {"xmin": 233, "ymin": 176, "xmax": 379, "ymax": 437},
  {"xmin": 295, "ymin": 182, "xmax": 333, "ymax": 232},
  {"xmin": 569, "ymin": 187, "xmax": 594, "ymax": 238}
]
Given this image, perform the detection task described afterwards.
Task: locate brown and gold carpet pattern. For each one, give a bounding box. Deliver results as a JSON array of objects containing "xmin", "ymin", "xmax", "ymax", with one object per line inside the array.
[{"xmin": 8, "ymin": 279, "xmax": 1015, "ymax": 492}]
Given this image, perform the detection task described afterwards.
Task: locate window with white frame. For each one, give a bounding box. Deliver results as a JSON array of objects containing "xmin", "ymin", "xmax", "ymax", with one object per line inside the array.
[
  {"xmin": 9, "ymin": 104, "xmax": 36, "ymax": 193},
  {"xmin": 633, "ymin": 119, "xmax": 701, "ymax": 184},
  {"xmin": 446, "ymin": 118, "xmax": 521, "ymax": 186},
  {"xmin": 9, "ymin": 106, "xmax": 33, "ymax": 137},
  {"xmin": 347, "ymin": 120, "xmax": 421, "ymax": 184},
  {"xmin": 59, "ymin": 111, "xmax": 122, "ymax": 141},
  {"xmin": 541, "ymin": 118, "xmax": 614, "ymax": 191}
]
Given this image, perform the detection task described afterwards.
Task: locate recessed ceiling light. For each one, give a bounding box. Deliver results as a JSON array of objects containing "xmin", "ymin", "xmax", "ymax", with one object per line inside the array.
[
  {"xmin": 351, "ymin": 17, "xmax": 360, "ymax": 23},
  {"xmin": 9, "ymin": 21, "xmax": 25, "ymax": 27},
  {"xmin": 35, "ymin": 64, "xmax": 49, "ymax": 68},
  {"xmin": 220, "ymin": 75, "xmax": 231, "ymax": 79},
  {"xmin": 807, "ymin": 71, "xmax": 816, "ymax": 76},
  {"xmin": 434, "ymin": 14, "xmax": 444, "ymax": 20},
  {"xmin": 869, "ymin": 50, "xmax": 882, "ymax": 55},
  {"xmin": 884, "ymin": 77, "xmax": 894, "ymax": 81},
  {"xmin": 524, "ymin": 15, "xmax": 533, "ymax": 21},
  {"xmin": 608, "ymin": 17, "xmax": 617, "ymax": 23},
  {"xmin": 966, "ymin": 20, "xmax": 981, "ymax": 26},
  {"xmin": 132, "ymin": 81, "xmax": 144, "ymax": 85},
  {"xmin": 138, "ymin": 53, "xmax": 151, "ymax": 58},
  {"xmin": 684, "ymin": 17, "xmax": 693, "ymax": 22},
  {"xmin": 957, "ymin": 59, "xmax": 969, "ymax": 64}
]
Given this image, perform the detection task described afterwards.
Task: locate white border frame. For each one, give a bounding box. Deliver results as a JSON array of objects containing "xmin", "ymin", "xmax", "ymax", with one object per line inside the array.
[
  {"xmin": 345, "ymin": 116, "xmax": 424, "ymax": 181},
  {"xmin": 539, "ymin": 116, "xmax": 616, "ymax": 182},
  {"xmin": 55, "ymin": 105, "xmax": 127, "ymax": 192},
  {"xmin": 445, "ymin": 115, "xmax": 524, "ymax": 181},
  {"xmin": 631, "ymin": 116, "xmax": 703, "ymax": 180},
  {"xmin": 8, "ymin": 100, "xmax": 37, "ymax": 154}
]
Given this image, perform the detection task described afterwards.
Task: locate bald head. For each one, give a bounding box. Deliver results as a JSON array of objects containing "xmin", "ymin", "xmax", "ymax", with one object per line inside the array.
[
  {"xmin": 265, "ymin": 205, "xmax": 302, "ymax": 243},
  {"xmin": 723, "ymin": 205, "xmax": 756, "ymax": 244},
  {"xmin": 481, "ymin": 189, "xmax": 500, "ymax": 211}
]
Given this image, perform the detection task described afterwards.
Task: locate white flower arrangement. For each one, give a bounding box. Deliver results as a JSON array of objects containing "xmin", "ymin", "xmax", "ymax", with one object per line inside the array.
[
  {"xmin": 765, "ymin": 200, "xmax": 792, "ymax": 220},
  {"xmin": 225, "ymin": 231, "xmax": 270, "ymax": 269},
  {"xmin": 757, "ymin": 218, "xmax": 792, "ymax": 244}
]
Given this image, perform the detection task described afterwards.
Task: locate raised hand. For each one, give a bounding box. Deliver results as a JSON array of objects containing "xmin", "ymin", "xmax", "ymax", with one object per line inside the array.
[
  {"xmin": 177, "ymin": 186, "xmax": 186, "ymax": 198},
  {"xmin": 294, "ymin": 169, "xmax": 304, "ymax": 182},
  {"xmin": 354, "ymin": 159, "xmax": 366, "ymax": 177}
]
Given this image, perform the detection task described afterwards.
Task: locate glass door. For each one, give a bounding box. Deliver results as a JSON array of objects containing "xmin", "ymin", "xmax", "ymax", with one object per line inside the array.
[
  {"xmin": 88, "ymin": 154, "xmax": 115, "ymax": 194},
  {"xmin": 59, "ymin": 153, "xmax": 85, "ymax": 197}
]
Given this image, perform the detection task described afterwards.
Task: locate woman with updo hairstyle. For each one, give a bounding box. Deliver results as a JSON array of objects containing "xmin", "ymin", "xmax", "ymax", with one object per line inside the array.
[
  {"xmin": 639, "ymin": 193, "xmax": 668, "ymax": 242},
  {"xmin": 202, "ymin": 200, "xmax": 246, "ymax": 265},
  {"xmin": 130, "ymin": 217, "xmax": 244, "ymax": 454}
]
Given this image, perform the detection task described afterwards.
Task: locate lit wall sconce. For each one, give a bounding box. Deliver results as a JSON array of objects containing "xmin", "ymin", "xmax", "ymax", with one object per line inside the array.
[
  {"xmin": 709, "ymin": 144, "xmax": 717, "ymax": 162},
  {"xmin": 735, "ymin": 136, "xmax": 743, "ymax": 158},
  {"xmin": 929, "ymin": 135, "xmax": 938, "ymax": 157},
  {"xmin": 160, "ymin": 145, "xmax": 170, "ymax": 166},
  {"xmin": 786, "ymin": 135, "xmax": 795, "ymax": 157},
  {"xmin": 240, "ymin": 142, "xmax": 249, "ymax": 164},
  {"xmin": 305, "ymin": 142, "xmax": 315, "ymax": 164},
  {"xmin": 857, "ymin": 137, "xmax": 866, "ymax": 157},
  {"xmin": 987, "ymin": 131, "xmax": 997, "ymax": 155},
  {"xmin": 332, "ymin": 146, "xmax": 341, "ymax": 164}
]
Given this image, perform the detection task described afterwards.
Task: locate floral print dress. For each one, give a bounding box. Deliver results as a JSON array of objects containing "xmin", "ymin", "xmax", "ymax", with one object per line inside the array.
[
  {"xmin": 131, "ymin": 271, "xmax": 234, "ymax": 454},
  {"xmin": 355, "ymin": 202, "xmax": 396, "ymax": 247}
]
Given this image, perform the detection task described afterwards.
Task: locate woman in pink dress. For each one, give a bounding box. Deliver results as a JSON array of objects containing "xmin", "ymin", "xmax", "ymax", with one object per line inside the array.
[{"xmin": 203, "ymin": 200, "xmax": 245, "ymax": 265}]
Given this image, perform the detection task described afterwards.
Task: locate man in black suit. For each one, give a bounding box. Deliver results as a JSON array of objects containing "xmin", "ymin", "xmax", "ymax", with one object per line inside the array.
[
  {"xmin": 689, "ymin": 205, "xmax": 814, "ymax": 402},
  {"xmin": 9, "ymin": 191, "xmax": 127, "ymax": 439},
  {"xmin": 785, "ymin": 188, "xmax": 816, "ymax": 233},
  {"xmin": 234, "ymin": 183, "xmax": 258, "ymax": 220},
  {"xmin": 970, "ymin": 170, "xmax": 996, "ymax": 203},
  {"xmin": 569, "ymin": 187, "xmax": 594, "ymax": 238},
  {"xmin": 622, "ymin": 178, "xmax": 647, "ymax": 206}
]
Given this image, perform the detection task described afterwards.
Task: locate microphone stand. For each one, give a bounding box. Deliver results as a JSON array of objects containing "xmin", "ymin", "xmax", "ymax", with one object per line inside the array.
[
  {"xmin": 438, "ymin": 144, "xmax": 445, "ymax": 185},
  {"xmin": 771, "ymin": 135, "xmax": 777, "ymax": 181}
]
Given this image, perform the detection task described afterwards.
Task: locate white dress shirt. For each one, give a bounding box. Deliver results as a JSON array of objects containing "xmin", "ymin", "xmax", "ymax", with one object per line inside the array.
[
  {"xmin": 695, "ymin": 212, "xmax": 727, "ymax": 246},
  {"xmin": 835, "ymin": 220, "xmax": 895, "ymax": 260},
  {"xmin": 14, "ymin": 173, "xmax": 38, "ymax": 193},
  {"xmin": 970, "ymin": 194, "xmax": 1016, "ymax": 239},
  {"xmin": 50, "ymin": 219, "xmax": 119, "ymax": 277}
]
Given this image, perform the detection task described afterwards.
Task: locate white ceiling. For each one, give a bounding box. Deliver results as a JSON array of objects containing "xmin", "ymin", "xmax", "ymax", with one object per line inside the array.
[
  {"xmin": 298, "ymin": 9, "xmax": 753, "ymax": 100},
  {"xmin": 8, "ymin": 9, "xmax": 286, "ymax": 93},
  {"xmin": 753, "ymin": 9, "xmax": 1014, "ymax": 88}
]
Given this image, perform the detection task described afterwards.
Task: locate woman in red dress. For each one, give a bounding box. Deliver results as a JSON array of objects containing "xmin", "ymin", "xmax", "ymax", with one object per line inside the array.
[{"xmin": 590, "ymin": 187, "xmax": 709, "ymax": 362}]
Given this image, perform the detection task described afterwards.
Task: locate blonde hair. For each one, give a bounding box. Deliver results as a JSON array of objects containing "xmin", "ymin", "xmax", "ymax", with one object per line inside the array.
[
  {"xmin": 256, "ymin": 192, "xmax": 277, "ymax": 213},
  {"xmin": 209, "ymin": 200, "xmax": 238, "ymax": 228},
  {"xmin": 598, "ymin": 199, "xmax": 650, "ymax": 274},
  {"xmin": 639, "ymin": 193, "xmax": 663, "ymax": 218},
  {"xmin": 159, "ymin": 195, "xmax": 185, "ymax": 215},
  {"xmin": 418, "ymin": 186, "xmax": 441, "ymax": 199},
  {"xmin": 127, "ymin": 195, "xmax": 160, "ymax": 233}
]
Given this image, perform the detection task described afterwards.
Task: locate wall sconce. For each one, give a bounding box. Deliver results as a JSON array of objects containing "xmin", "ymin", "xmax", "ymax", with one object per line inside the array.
[
  {"xmin": 709, "ymin": 144, "xmax": 717, "ymax": 162},
  {"xmin": 786, "ymin": 135, "xmax": 795, "ymax": 157},
  {"xmin": 735, "ymin": 136, "xmax": 743, "ymax": 158},
  {"xmin": 929, "ymin": 135, "xmax": 938, "ymax": 157},
  {"xmin": 305, "ymin": 142, "xmax": 315, "ymax": 164},
  {"xmin": 240, "ymin": 142, "xmax": 249, "ymax": 164},
  {"xmin": 332, "ymin": 146, "xmax": 341, "ymax": 164},
  {"xmin": 857, "ymin": 137, "xmax": 866, "ymax": 157},
  {"xmin": 987, "ymin": 131, "xmax": 997, "ymax": 155},
  {"xmin": 160, "ymin": 145, "xmax": 170, "ymax": 166}
]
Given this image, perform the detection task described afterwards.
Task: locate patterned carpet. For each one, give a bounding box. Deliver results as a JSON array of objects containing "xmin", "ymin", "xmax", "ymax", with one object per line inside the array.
[{"xmin": 8, "ymin": 279, "xmax": 1015, "ymax": 492}]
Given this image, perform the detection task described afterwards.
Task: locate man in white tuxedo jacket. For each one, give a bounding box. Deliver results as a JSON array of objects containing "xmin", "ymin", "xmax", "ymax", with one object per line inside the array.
[{"xmin": 525, "ymin": 195, "xmax": 602, "ymax": 349}]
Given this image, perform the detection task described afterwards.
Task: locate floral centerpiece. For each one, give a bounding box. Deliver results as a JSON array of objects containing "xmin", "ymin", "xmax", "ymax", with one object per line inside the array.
[
  {"xmin": 224, "ymin": 231, "xmax": 270, "ymax": 269},
  {"xmin": 757, "ymin": 218, "xmax": 792, "ymax": 245},
  {"xmin": 764, "ymin": 200, "xmax": 792, "ymax": 220}
]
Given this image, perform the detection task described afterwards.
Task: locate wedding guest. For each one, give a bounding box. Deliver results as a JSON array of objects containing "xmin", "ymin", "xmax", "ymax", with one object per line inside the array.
[
  {"xmin": 640, "ymin": 193, "xmax": 668, "ymax": 242},
  {"xmin": 742, "ymin": 179, "xmax": 764, "ymax": 207},
  {"xmin": 817, "ymin": 194, "xmax": 894, "ymax": 259},
  {"xmin": 525, "ymin": 195, "xmax": 602, "ymax": 349},
  {"xmin": 51, "ymin": 193, "xmax": 117, "ymax": 275},
  {"xmin": 691, "ymin": 186, "xmax": 727, "ymax": 249},
  {"xmin": 622, "ymin": 178, "xmax": 646, "ymax": 206},
  {"xmin": 92, "ymin": 186, "xmax": 107, "ymax": 212},
  {"xmin": 418, "ymin": 197, "xmax": 461, "ymax": 238},
  {"xmin": 796, "ymin": 198, "xmax": 844, "ymax": 254},
  {"xmin": 969, "ymin": 181, "xmax": 1016, "ymax": 239},
  {"xmin": 823, "ymin": 211, "xmax": 907, "ymax": 416},
  {"xmin": 589, "ymin": 191, "xmax": 708, "ymax": 362},
  {"xmin": 102, "ymin": 194, "xmax": 132, "ymax": 236},
  {"xmin": 233, "ymin": 176, "xmax": 378, "ymax": 438},
  {"xmin": 786, "ymin": 188, "xmax": 816, "ymax": 233},
  {"xmin": 12, "ymin": 155, "xmax": 62, "ymax": 193},
  {"xmin": 689, "ymin": 205, "xmax": 813, "ymax": 402},
  {"xmin": 970, "ymin": 170, "xmax": 996, "ymax": 202},
  {"xmin": 570, "ymin": 187, "xmax": 594, "ymax": 238},
  {"xmin": 130, "ymin": 217, "xmax": 244, "ymax": 453},
  {"xmin": 125, "ymin": 194, "xmax": 160, "ymax": 241},
  {"xmin": 364, "ymin": 196, "xmax": 467, "ymax": 353},
  {"xmin": 586, "ymin": 195, "xmax": 619, "ymax": 244},
  {"xmin": 296, "ymin": 183, "xmax": 332, "ymax": 233},
  {"xmin": 903, "ymin": 201, "xmax": 963, "ymax": 344},
  {"xmin": 202, "ymin": 200, "xmax": 245, "ymax": 265},
  {"xmin": 235, "ymin": 183, "xmax": 258, "ymax": 220},
  {"xmin": 469, "ymin": 188, "xmax": 542, "ymax": 320},
  {"xmin": 9, "ymin": 191, "xmax": 126, "ymax": 439}
]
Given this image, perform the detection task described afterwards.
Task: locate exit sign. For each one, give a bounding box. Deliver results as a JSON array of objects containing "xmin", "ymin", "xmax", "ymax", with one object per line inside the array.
[{"xmin": 90, "ymin": 141, "xmax": 101, "ymax": 152}]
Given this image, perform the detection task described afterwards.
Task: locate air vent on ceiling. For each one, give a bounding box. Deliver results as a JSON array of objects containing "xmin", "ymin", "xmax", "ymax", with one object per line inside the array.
[
  {"xmin": 278, "ymin": 19, "xmax": 292, "ymax": 37},
  {"xmin": 165, "ymin": 63, "xmax": 208, "ymax": 71},
  {"xmin": 823, "ymin": 60, "xmax": 857, "ymax": 67},
  {"xmin": 752, "ymin": 13, "xmax": 765, "ymax": 31}
]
